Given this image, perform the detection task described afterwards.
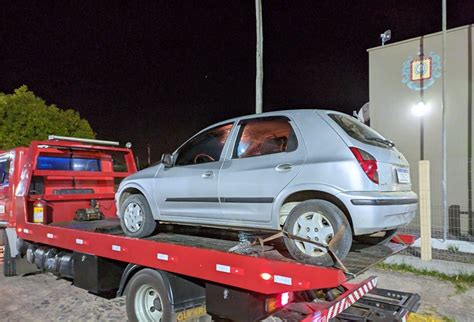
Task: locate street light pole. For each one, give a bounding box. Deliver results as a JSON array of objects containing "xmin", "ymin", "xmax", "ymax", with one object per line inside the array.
[
  {"xmin": 441, "ymin": 0, "xmax": 448, "ymax": 241},
  {"xmin": 255, "ymin": 0, "xmax": 263, "ymax": 114}
]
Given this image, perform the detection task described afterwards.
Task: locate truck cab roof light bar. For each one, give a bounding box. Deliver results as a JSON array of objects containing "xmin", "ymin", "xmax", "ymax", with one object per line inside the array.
[{"xmin": 48, "ymin": 135, "xmax": 120, "ymax": 147}]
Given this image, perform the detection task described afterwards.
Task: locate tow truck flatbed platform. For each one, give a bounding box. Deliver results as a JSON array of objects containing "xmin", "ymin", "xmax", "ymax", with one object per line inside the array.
[
  {"xmin": 16, "ymin": 217, "xmax": 417, "ymax": 321},
  {"xmin": 41, "ymin": 218, "xmax": 405, "ymax": 290}
]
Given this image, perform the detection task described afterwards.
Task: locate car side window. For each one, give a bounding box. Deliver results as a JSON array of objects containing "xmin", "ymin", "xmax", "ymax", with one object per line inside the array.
[
  {"xmin": 175, "ymin": 123, "xmax": 233, "ymax": 166},
  {"xmin": 0, "ymin": 159, "xmax": 10, "ymax": 186},
  {"xmin": 233, "ymin": 116, "xmax": 298, "ymax": 159}
]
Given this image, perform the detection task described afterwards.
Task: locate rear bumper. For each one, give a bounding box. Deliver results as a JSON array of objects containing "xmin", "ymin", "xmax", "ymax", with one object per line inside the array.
[{"xmin": 337, "ymin": 191, "xmax": 418, "ymax": 235}]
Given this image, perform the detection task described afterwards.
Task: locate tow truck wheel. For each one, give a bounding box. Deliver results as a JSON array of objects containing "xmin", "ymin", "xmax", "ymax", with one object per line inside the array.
[
  {"xmin": 125, "ymin": 269, "xmax": 172, "ymax": 322},
  {"xmin": 2, "ymin": 230, "xmax": 17, "ymax": 277},
  {"xmin": 120, "ymin": 194, "xmax": 157, "ymax": 238},
  {"xmin": 283, "ymin": 199, "xmax": 352, "ymax": 266}
]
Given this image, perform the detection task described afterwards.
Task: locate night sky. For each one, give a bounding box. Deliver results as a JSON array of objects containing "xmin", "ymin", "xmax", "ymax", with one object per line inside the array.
[{"xmin": 1, "ymin": 1, "xmax": 473, "ymax": 161}]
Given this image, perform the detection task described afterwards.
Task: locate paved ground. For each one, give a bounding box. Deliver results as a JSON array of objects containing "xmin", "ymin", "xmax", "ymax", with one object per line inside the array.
[
  {"xmin": 0, "ymin": 264, "xmax": 473, "ymax": 321},
  {"xmin": 356, "ymin": 269, "xmax": 474, "ymax": 321}
]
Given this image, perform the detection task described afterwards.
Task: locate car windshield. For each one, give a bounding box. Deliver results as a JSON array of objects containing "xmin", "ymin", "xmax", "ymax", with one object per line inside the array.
[
  {"xmin": 329, "ymin": 113, "xmax": 393, "ymax": 149},
  {"xmin": 175, "ymin": 123, "xmax": 233, "ymax": 166}
]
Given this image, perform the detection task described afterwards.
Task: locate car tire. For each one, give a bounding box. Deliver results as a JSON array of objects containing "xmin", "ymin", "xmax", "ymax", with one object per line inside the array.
[
  {"xmin": 120, "ymin": 194, "xmax": 157, "ymax": 238},
  {"xmin": 125, "ymin": 268, "xmax": 172, "ymax": 322},
  {"xmin": 283, "ymin": 199, "xmax": 352, "ymax": 266},
  {"xmin": 354, "ymin": 229, "xmax": 398, "ymax": 245}
]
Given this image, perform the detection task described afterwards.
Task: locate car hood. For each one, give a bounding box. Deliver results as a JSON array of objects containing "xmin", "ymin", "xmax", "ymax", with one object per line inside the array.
[{"xmin": 122, "ymin": 164, "xmax": 160, "ymax": 184}]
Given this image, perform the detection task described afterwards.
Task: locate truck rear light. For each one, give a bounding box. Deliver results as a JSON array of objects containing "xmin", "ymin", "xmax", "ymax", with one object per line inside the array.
[
  {"xmin": 350, "ymin": 147, "xmax": 379, "ymax": 184},
  {"xmin": 265, "ymin": 292, "xmax": 293, "ymax": 313},
  {"xmin": 280, "ymin": 292, "xmax": 290, "ymax": 306}
]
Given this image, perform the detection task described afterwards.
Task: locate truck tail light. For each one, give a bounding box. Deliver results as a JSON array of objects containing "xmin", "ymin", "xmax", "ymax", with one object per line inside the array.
[
  {"xmin": 265, "ymin": 292, "xmax": 293, "ymax": 313},
  {"xmin": 350, "ymin": 147, "xmax": 379, "ymax": 184}
]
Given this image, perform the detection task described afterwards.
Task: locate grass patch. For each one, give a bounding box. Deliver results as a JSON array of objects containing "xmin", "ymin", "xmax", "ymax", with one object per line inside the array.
[
  {"xmin": 442, "ymin": 317, "xmax": 456, "ymax": 322},
  {"xmin": 376, "ymin": 262, "xmax": 474, "ymax": 294}
]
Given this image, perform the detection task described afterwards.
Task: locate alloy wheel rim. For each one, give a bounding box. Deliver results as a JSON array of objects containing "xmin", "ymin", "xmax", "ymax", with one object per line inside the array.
[
  {"xmin": 124, "ymin": 202, "xmax": 144, "ymax": 233},
  {"xmin": 292, "ymin": 211, "xmax": 335, "ymax": 257}
]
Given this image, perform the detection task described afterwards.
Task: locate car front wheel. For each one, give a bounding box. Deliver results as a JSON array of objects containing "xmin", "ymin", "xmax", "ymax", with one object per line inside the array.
[
  {"xmin": 283, "ymin": 199, "xmax": 352, "ymax": 266},
  {"xmin": 120, "ymin": 194, "xmax": 157, "ymax": 238}
]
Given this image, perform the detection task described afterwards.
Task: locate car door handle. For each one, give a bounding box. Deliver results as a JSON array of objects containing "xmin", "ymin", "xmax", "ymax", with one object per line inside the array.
[
  {"xmin": 201, "ymin": 171, "xmax": 214, "ymax": 179},
  {"xmin": 275, "ymin": 163, "xmax": 293, "ymax": 172}
]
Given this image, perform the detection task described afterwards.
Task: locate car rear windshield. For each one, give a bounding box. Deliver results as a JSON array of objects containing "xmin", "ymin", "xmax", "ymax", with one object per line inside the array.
[
  {"xmin": 37, "ymin": 156, "xmax": 101, "ymax": 172},
  {"xmin": 329, "ymin": 114, "xmax": 392, "ymax": 149}
]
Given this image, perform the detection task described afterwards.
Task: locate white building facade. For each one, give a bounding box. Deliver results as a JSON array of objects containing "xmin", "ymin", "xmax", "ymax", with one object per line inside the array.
[{"xmin": 368, "ymin": 25, "xmax": 473, "ymax": 237}]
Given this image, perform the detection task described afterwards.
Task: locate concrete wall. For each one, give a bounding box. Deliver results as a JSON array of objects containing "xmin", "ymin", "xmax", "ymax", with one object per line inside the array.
[{"xmin": 368, "ymin": 25, "xmax": 473, "ymax": 232}]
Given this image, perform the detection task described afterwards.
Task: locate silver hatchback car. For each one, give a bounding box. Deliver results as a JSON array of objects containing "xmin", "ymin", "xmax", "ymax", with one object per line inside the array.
[{"xmin": 116, "ymin": 110, "xmax": 417, "ymax": 265}]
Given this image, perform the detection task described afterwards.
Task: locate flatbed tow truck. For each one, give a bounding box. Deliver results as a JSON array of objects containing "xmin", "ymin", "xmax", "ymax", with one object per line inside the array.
[{"xmin": 0, "ymin": 136, "xmax": 420, "ymax": 321}]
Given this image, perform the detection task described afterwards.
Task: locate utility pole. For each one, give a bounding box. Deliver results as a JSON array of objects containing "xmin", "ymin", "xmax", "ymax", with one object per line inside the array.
[
  {"xmin": 147, "ymin": 143, "xmax": 151, "ymax": 166},
  {"xmin": 255, "ymin": 0, "xmax": 263, "ymax": 114},
  {"xmin": 441, "ymin": 0, "xmax": 448, "ymax": 241}
]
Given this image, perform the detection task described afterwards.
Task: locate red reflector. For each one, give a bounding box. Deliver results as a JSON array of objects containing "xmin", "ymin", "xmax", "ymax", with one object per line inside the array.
[
  {"xmin": 350, "ymin": 147, "xmax": 379, "ymax": 184},
  {"xmin": 260, "ymin": 272, "xmax": 272, "ymax": 281}
]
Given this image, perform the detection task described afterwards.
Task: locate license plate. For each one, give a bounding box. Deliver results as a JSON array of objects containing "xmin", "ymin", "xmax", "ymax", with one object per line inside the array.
[
  {"xmin": 396, "ymin": 168, "xmax": 410, "ymax": 183},
  {"xmin": 175, "ymin": 305, "xmax": 207, "ymax": 321}
]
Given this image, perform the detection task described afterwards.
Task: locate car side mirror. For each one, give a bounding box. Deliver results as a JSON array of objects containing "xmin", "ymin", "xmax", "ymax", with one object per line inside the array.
[{"xmin": 161, "ymin": 153, "xmax": 173, "ymax": 168}]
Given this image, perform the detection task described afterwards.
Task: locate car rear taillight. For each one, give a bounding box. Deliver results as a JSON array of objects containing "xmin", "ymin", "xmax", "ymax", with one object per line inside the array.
[{"xmin": 350, "ymin": 147, "xmax": 379, "ymax": 184}]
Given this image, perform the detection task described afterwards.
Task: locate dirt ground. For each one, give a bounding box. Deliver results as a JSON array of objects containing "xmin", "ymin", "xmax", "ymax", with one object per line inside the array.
[
  {"xmin": 357, "ymin": 269, "xmax": 474, "ymax": 321},
  {"xmin": 0, "ymin": 264, "xmax": 472, "ymax": 321}
]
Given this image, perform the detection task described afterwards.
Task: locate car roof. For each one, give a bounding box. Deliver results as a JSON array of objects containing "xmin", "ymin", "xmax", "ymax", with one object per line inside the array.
[
  {"xmin": 202, "ymin": 109, "xmax": 345, "ymax": 131},
  {"xmin": 172, "ymin": 109, "xmax": 350, "ymax": 154}
]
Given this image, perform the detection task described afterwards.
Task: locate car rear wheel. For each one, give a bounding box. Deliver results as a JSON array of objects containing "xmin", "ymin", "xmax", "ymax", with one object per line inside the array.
[
  {"xmin": 283, "ymin": 200, "xmax": 352, "ymax": 266},
  {"xmin": 120, "ymin": 194, "xmax": 157, "ymax": 238},
  {"xmin": 354, "ymin": 229, "xmax": 398, "ymax": 245}
]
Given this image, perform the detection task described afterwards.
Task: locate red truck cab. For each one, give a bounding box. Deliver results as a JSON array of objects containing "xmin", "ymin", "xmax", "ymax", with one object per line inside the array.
[
  {"xmin": 0, "ymin": 136, "xmax": 136, "ymax": 244},
  {"xmin": 0, "ymin": 148, "xmax": 22, "ymax": 227}
]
